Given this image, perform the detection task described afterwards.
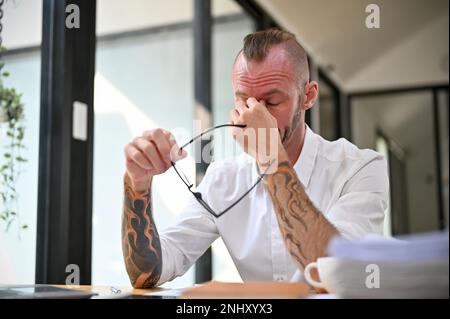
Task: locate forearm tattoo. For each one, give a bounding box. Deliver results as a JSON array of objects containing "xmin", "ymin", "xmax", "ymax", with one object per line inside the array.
[
  {"xmin": 265, "ymin": 161, "xmax": 338, "ymax": 269},
  {"xmin": 122, "ymin": 175, "xmax": 162, "ymax": 288}
]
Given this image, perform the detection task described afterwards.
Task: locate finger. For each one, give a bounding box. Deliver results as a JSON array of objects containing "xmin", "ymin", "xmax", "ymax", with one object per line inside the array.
[
  {"xmin": 124, "ymin": 144, "xmax": 152, "ymax": 170},
  {"xmin": 132, "ymin": 137, "xmax": 157, "ymax": 164},
  {"xmin": 143, "ymin": 129, "xmax": 174, "ymax": 167},
  {"xmin": 132, "ymin": 138, "xmax": 167, "ymax": 172},
  {"xmin": 151, "ymin": 129, "xmax": 173, "ymax": 164},
  {"xmin": 229, "ymin": 109, "xmax": 246, "ymax": 138},
  {"xmin": 246, "ymin": 97, "xmax": 260, "ymax": 108},
  {"xmin": 236, "ymin": 99, "xmax": 249, "ymax": 109},
  {"xmin": 229, "ymin": 108, "xmax": 241, "ymax": 125},
  {"xmin": 235, "ymin": 100, "xmax": 248, "ymax": 115},
  {"xmin": 163, "ymin": 131, "xmax": 187, "ymax": 162}
]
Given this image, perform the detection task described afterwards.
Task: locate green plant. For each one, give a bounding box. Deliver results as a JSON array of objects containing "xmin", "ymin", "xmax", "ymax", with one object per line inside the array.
[{"xmin": 0, "ymin": 46, "xmax": 28, "ymax": 232}]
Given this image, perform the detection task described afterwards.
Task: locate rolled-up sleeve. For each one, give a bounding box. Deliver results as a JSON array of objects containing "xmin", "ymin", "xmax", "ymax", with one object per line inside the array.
[{"xmin": 326, "ymin": 154, "xmax": 390, "ymax": 240}]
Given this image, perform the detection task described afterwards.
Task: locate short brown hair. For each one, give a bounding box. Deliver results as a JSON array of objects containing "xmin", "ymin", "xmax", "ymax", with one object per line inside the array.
[{"xmin": 236, "ymin": 28, "xmax": 309, "ymax": 85}]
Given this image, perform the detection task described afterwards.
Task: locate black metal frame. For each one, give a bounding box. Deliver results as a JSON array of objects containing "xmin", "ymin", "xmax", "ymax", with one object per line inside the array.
[
  {"xmin": 234, "ymin": 0, "xmax": 279, "ymax": 30},
  {"xmin": 36, "ymin": 0, "xmax": 96, "ymax": 284},
  {"xmin": 318, "ymin": 69, "xmax": 343, "ymax": 139},
  {"xmin": 432, "ymin": 88, "xmax": 446, "ymax": 230},
  {"xmin": 193, "ymin": 0, "xmax": 213, "ymax": 284}
]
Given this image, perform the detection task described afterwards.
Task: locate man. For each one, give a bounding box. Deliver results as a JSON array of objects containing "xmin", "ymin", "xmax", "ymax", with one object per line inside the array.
[{"xmin": 122, "ymin": 29, "xmax": 389, "ymax": 288}]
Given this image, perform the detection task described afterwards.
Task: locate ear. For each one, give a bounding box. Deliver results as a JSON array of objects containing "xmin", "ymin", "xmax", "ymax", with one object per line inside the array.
[{"xmin": 302, "ymin": 81, "xmax": 319, "ymax": 111}]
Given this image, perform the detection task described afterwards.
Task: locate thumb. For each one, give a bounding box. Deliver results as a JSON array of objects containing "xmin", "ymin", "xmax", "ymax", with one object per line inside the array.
[{"xmin": 169, "ymin": 145, "xmax": 187, "ymax": 162}]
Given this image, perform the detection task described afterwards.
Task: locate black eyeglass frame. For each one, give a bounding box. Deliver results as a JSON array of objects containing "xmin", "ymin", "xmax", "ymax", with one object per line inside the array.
[{"xmin": 170, "ymin": 124, "xmax": 273, "ymax": 218}]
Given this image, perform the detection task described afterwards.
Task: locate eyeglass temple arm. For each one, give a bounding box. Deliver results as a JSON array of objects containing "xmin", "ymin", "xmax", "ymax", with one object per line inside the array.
[
  {"xmin": 218, "ymin": 159, "xmax": 275, "ymax": 216},
  {"xmin": 180, "ymin": 124, "xmax": 246, "ymax": 150},
  {"xmin": 171, "ymin": 161, "xmax": 194, "ymax": 189}
]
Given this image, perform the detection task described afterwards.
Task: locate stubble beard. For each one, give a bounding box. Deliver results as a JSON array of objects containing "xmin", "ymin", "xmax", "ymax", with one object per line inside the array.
[{"xmin": 281, "ymin": 98, "xmax": 303, "ymax": 145}]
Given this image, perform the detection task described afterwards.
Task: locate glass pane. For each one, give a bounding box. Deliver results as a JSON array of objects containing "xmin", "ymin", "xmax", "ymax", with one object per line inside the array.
[
  {"xmin": 0, "ymin": 0, "xmax": 42, "ymax": 284},
  {"xmin": 211, "ymin": 0, "xmax": 254, "ymax": 282},
  {"xmin": 351, "ymin": 91, "xmax": 440, "ymax": 234},
  {"xmin": 92, "ymin": 0, "xmax": 195, "ymax": 288}
]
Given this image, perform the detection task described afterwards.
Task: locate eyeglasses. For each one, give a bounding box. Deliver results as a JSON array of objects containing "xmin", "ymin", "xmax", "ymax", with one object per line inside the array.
[{"xmin": 171, "ymin": 124, "xmax": 273, "ymax": 218}]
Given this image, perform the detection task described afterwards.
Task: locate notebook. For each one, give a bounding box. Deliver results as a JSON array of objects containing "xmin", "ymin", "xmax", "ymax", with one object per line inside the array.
[{"xmin": 0, "ymin": 285, "xmax": 98, "ymax": 299}]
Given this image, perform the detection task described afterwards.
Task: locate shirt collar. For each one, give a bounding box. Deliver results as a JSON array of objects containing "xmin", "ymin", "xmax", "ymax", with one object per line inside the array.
[{"xmin": 292, "ymin": 125, "xmax": 318, "ymax": 188}]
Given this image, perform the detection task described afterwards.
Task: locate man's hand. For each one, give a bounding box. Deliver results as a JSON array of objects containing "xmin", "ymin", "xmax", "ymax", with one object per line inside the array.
[
  {"xmin": 124, "ymin": 128, "xmax": 186, "ymax": 192},
  {"xmin": 230, "ymin": 97, "xmax": 285, "ymax": 170}
]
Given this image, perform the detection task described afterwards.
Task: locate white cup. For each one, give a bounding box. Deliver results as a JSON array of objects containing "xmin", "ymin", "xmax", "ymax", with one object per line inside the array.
[{"xmin": 303, "ymin": 257, "xmax": 339, "ymax": 293}]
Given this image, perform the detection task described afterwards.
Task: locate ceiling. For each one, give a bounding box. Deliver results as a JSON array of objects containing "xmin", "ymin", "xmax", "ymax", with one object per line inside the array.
[{"xmin": 256, "ymin": 0, "xmax": 449, "ymax": 91}]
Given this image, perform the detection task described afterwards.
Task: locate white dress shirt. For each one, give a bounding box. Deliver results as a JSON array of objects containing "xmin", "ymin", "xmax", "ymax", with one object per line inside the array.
[{"xmin": 156, "ymin": 126, "xmax": 389, "ymax": 285}]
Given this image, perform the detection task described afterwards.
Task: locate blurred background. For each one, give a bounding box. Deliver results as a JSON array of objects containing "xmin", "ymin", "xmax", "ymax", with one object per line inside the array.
[{"xmin": 0, "ymin": 0, "xmax": 448, "ymax": 289}]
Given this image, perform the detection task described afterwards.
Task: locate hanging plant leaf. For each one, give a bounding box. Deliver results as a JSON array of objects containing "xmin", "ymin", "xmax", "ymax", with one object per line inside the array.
[
  {"xmin": 0, "ymin": 45, "xmax": 28, "ymax": 233},
  {"xmin": 16, "ymin": 156, "xmax": 27, "ymax": 163}
]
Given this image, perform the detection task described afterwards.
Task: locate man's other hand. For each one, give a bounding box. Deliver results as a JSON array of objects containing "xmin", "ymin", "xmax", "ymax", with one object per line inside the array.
[{"xmin": 124, "ymin": 128, "xmax": 186, "ymax": 192}]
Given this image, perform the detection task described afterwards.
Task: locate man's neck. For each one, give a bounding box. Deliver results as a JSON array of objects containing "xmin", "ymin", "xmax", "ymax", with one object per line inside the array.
[{"xmin": 283, "ymin": 123, "xmax": 306, "ymax": 165}]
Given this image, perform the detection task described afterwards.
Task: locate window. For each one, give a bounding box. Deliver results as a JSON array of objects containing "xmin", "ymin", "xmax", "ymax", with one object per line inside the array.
[
  {"xmin": 0, "ymin": 0, "xmax": 42, "ymax": 284},
  {"xmin": 351, "ymin": 91, "xmax": 441, "ymax": 234},
  {"xmin": 92, "ymin": 0, "xmax": 195, "ymax": 288},
  {"xmin": 211, "ymin": 0, "xmax": 254, "ymax": 282}
]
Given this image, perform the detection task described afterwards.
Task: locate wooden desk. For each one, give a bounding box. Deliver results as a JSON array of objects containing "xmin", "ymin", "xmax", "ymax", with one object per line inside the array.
[
  {"xmin": 59, "ymin": 285, "xmax": 167, "ymax": 298},
  {"xmin": 60, "ymin": 282, "xmax": 315, "ymax": 299}
]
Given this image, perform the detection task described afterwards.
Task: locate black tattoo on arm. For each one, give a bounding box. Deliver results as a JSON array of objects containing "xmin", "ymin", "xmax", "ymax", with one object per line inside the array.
[
  {"xmin": 122, "ymin": 174, "xmax": 162, "ymax": 288},
  {"xmin": 265, "ymin": 161, "xmax": 339, "ymax": 269}
]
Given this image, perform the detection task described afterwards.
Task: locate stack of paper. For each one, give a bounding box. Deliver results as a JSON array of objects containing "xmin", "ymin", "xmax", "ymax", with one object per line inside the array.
[{"xmin": 326, "ymin": 231, "xmax": 449, "ymax": 298}]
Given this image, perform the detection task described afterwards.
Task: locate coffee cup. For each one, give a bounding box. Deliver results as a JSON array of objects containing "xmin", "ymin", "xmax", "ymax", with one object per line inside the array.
[{"xmin": 303, "ymin": 257, "xmax": 340, "ymax": 293}]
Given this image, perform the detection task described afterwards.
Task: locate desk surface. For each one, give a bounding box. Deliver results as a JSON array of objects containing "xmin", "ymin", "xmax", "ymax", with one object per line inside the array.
[
  {"xmin": 60, "ymin": 284, "xmax": 320, "ymax": 299},
  {"xmin": 60, "ymin": 285, "xmax": 166, "ymax": 298}
]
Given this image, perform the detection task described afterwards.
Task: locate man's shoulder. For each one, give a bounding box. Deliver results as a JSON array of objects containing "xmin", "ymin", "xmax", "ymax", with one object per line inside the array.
[{"xmin": 315, "ymin": 134, "xmax": 384, "ymax": 167}]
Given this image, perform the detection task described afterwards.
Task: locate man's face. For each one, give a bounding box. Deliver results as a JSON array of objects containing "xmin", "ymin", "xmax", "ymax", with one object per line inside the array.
[{"xmin": 232, "ymin": 46, "xmax": 305, "ymax": 145}]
